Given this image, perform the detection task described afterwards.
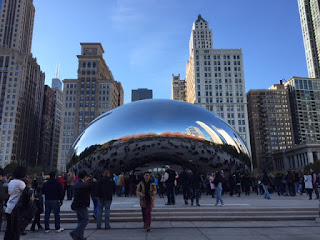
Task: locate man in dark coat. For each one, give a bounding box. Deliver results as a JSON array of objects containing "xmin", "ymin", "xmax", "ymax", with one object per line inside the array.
[
  {"xmin": 70, "ymin": 170, "xmax": 91, "ymax": 240},
  {"xmin": 96, "ymin": 170, "xmax": 116, "ymax": 229},
  {"xmin": 42, "ymin": 171, "xmax": 64, "ymax": 233}
]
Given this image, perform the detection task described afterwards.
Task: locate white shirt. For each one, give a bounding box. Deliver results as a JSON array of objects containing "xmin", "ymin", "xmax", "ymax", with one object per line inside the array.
[
  {"xmin": 304, "ymin": 175, "xmax": 313, "ymax": 189},
  {"xmin": 5, "ymin": 179, "xmax": 26, "ymax": 214}
]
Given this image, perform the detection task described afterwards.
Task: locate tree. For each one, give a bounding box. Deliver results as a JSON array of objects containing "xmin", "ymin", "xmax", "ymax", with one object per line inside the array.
[{"xmin": 304, "ymin": 160, "xmax": 320, "ymax": 174}]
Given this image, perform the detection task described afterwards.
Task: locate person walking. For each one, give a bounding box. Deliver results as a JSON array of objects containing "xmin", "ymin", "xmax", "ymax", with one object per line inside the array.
[
  {"xmin": 42, "ymin": 171, "xmax": 64, "ymax": 233},
  {"xmin": 159, "ymin": 173, "xmax": 165, "ymax": 198},
  {"xmin": 189, "ymin": 169, "xmax": 202, "ymax": 206},
  {"xmin": 164, "ymin": 165, "xmax": 175, "ymax": 205},
  {"xmin": 304, "ymin": 170, "xmax": 313, "ymax": 200},
  {"xmin": 136, "ymin": 171, "xmax": 157, "ymax": 232},
  {"xmin": 179, "ymin": 168, "xmax": 190, "ymax": 204},
  {"xmin": 214, "ymin": 171, "xmax": 224, "ymax": 206},
  {"xmin": 4, "ymin": 166, "xmax": 26, "ymax": 240},
  {"xmin": 262, "ymin": 171, "xmax": 271, "ymax": 200},
  {"xmin": 96, "ymin": 170, "xmax": 116, "ymax": 229},
  {"xmin": 129, "ymin": 171, "xmax": 137, "ymax": 197},
  {"xmin": 70, "ymin": 170, "xmax": 91, "ymax": 240}
]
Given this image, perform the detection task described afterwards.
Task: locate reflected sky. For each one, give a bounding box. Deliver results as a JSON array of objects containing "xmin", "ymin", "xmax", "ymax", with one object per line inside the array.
[{"xmin": 71, "ymin": 99, "xmax": 250, "ymax": 159}]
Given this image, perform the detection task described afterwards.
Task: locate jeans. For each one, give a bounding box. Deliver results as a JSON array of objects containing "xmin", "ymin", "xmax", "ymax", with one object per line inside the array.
[
  {"xmin": 166, "ymin": 182, "xmax": 175, "ymax": 204},
  {"xmin": 67, "ymin": 185, "xmax": 74, "ymax": 200},
  {"xmin": 44, "ymin": 200, "xmax": 60, "ymax": 230},
  {"xmin": 31, "ymin": 213, "xmax": 42, "ymax": 229},
  {"xmin": 182, "ymin": 186, "xmax": 190, "ymax": 200},
  {"xmin": 92, "ymin": 197, "xmax": 98, "ymax": 218},
  {"xmin": 276, "ymin": 185, "xmax": 282, "ymax": 196},
  {"xmin": 71, "ymin": 207, "xmax": 89, "ymax": 239},
  {"xmin": 97, "ymin": 200, "xmax": 112, "ymax": 229},
  {"xmin": 215, "ymin": 184, "xmax": 223, "ymax": 205},
  {"xmin": 264, "ymin": 185, "xmax": 270, "ymax": 199},
  {"xmin": 116, "ymin": 186, "xmax": 123, "ymax": 196}
]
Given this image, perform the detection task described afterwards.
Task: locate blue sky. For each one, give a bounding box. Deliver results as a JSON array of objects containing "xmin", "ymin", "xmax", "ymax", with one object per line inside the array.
[{"xmin": 32, "ymin": 0, "xmax": 307, "ymax": 104}]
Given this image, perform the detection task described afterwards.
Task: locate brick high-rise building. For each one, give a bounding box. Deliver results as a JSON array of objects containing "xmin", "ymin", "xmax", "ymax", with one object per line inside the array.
[
  {"xmin": 185, "ymin": 14, "xmax": 250, "ymax": 151},
  {"xmin": 58, "ymin": 43, "xmax": 124, "ymax": 172},
  {"xmin": 0, "ymin": 0, "xmax": 45, "ymax": 167},
  {"xmin": 247, "ymin": 82, "xmax": 294, "ymax": 169}
]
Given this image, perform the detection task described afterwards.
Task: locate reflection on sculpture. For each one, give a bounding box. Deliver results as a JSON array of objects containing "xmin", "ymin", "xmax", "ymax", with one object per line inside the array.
[{"xmin": 68, "ymin": 99, "xmax": 251, "ymax": 174}]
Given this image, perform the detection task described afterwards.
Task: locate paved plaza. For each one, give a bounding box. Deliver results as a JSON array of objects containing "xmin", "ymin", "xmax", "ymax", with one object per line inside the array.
[{"xmin": 0, "ymin": 193, "xmax": 319, "ymax": 239}]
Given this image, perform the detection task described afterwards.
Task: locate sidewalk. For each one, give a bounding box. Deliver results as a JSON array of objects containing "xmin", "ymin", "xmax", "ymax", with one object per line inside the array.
[{"xmin": 1, "ymin": 193, "xmax": 319, "ymax": 239}]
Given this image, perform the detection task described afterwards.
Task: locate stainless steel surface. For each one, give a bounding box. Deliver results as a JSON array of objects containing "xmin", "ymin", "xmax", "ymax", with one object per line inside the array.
[{"xmin": 68, "ymin": 99, "xmax": 250, "ymax": 174}]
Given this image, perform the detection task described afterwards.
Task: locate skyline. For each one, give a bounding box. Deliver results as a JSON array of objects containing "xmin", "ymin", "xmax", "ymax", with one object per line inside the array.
[{"xmin": 32, "ymin": 0, "xmax": 308, "ymax": 104}]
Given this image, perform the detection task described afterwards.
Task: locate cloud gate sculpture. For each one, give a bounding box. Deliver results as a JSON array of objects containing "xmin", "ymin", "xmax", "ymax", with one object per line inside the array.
[{"xmin": 68, "ymin": 99, "xmax": 251, "ymax": 174}]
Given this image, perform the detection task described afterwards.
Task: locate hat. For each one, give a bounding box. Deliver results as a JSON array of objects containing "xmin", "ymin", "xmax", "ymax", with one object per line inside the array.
[{"xmin": 165, "ymin": 165, "xmax": 170, "ymax": 169}]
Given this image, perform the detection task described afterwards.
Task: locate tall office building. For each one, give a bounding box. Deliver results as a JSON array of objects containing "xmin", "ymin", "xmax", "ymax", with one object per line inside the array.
[
  {"xmin": 247, "ymin": 82, "xmax": 294, "ymax": 169},
  {"xmin": 131, "ymin": 88, "xmax": 153, "ymax": 102},
  {"xmin": 185, "ymin": 14, "xmax": 250, "ymax": 149},
  {"xmin": 284, "ymin": 76, "xmax": 320, "ymax": 144},
  {"xmin": 58, "ymin": 43, "xmax": 124, "ymax": 172},
  {"xmin": 0, "ymin": 0, "xmax": 45, "ymax": 167},
  {"xmin": 171, "ymin": 74, "xmax": 186, "ymax": 101},
  {"xmin": 298, "ymin": 0, "xmax": 320, "ymax": 78}
]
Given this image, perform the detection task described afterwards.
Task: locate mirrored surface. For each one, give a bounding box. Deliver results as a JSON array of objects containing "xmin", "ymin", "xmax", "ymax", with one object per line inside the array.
[{"xmin": 68, "ymin": 99, "xmax": 251, "ymax": 174}]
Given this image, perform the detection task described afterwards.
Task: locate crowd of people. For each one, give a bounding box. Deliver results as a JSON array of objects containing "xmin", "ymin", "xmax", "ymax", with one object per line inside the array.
[{"xmin": 0, "ymin": 165, "xmax": 318, "ymax": 239}]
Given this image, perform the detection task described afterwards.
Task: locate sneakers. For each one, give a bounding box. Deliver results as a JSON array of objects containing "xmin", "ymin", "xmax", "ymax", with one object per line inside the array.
[
  {"xmin": 55, "ymin": 228, "xmax": 64, "ymax": 233},
  {"xmin": 146, "ymin": 226, "xmax": 150, "ymax": 232},
  {"xmin": 45, "ymin": 230, "xmax": 50, "ymax": 233},
  {"xmin": 69, "ymin": 232, "xmax": 78, "ymax": 240}
]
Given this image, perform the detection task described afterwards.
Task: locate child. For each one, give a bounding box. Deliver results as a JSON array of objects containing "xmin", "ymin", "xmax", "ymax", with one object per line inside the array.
[{"xmin": 30, "ymin": 187, "xmax": 44, "ymax": 231}]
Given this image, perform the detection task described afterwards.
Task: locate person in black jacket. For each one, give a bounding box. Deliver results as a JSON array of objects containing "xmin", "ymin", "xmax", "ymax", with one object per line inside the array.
[
  {"xmin": 30, "ymin": 187, "xmax": 44, "ymax": 231},
  {"xmin": 179, "ymin": 168, "xmax": 190, "ymax": 205},
  {"xmin": 189, "ymin": 169, "xmax": 202, "ymax": 206},
  {"xmin": 42, "ymin": 171, "xmax": 64, "ymax": 233},
  {"xmin": 70, "ymin": 170, "xmax": 91, "ymax": 240},
  {"xmin": 96, "ymin": 170, "xmax": 116, "ymax": 229}
]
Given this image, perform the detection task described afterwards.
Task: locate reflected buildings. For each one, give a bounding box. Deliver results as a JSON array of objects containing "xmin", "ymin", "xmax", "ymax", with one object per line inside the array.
[{"xmin": 68, "ymin": 99, "xmax": 250, "ymax": 175}]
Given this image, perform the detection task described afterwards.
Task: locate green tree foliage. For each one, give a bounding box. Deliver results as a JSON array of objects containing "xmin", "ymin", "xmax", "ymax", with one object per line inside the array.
[{"xmin": 304, "ymin": 160, "xmax": 320, "ymax": 174}]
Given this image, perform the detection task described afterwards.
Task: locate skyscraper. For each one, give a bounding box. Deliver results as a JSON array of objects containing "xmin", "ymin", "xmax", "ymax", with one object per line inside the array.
[
  {"xmin": 58, "ymin": 43, "xmax": 124, "ymax": 172},
  {"xmin": 0, "ymin": 0, "xmax": 44, "ymax": 167},
  {"xmin": 247, "ymin": 82, "xmax": 294, "ymax": 169},
  {"xmin": 131, "ymin": 88, "xmax": 153, "ymax": 102},
  {"xmin": 298, "ymin": 0, "xmax": 320, "ymax": 78},
  {"xmin": 185, "ymin": 15, "xmax": 250, "ymax": 149},
  {"xmin": 284, "ymin": 76, "xmax": 320, "ymax": 144}
]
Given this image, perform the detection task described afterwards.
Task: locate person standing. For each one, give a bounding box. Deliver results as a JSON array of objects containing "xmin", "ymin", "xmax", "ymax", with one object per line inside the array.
[
  {"xmin": 0, "ymin": 168, "xmax": 6, "ymax": 231},
  {"xmin": 136, "ymin": 171, "xmax": 157, "ymax": 232},
  {"xmin": 4, "ymin": 166, "xmax": 26, "ymax": 240},
  {"xmin": 129, "ymin": 171, "xmax": 137, "ymax": 197},
  {"xmin": 96, "ymin": 170, "xmax": 116, "ymax": 229},
  {"xmin": 189, "ymin": 170, "xmax": 202, "ymax": 206},
  {"xmin": 70, "ymin": 171, "xmax": 91, "ymax": 240},
  {"xmin": 164, "ymin": 165, "xmax": 175, "ymax": 205},
  {"xmin": 310, "ymin": 169, "xmax": 319, "ymax": 199},
  {"xmin": 57, "ymin": 174, "xmax": 66, "ymax": 200},
  {"xmin": 116, "ymin": 172, "xmax": 124, "ymax": 197},
  {"xmin": 214, "ymin": 171, "xmax": 224, "ymax": 206},
  {"xmin": 179, "ymin": 168, "xmax": 190, "ymax": 204},
  {"xmin": 304, "ymin": 170, "xmax": 313, "ymax": 200},
  {"xmin": 30, "ymin": 187, "xmax": 44, "ymax": 231},
  {"xmin": 209, "ymin": 173, "xmax": 215, "ymax": 198},
  {"xmin": 42, "ymin": 171, "xmax": 64, "ymax": 233}
]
